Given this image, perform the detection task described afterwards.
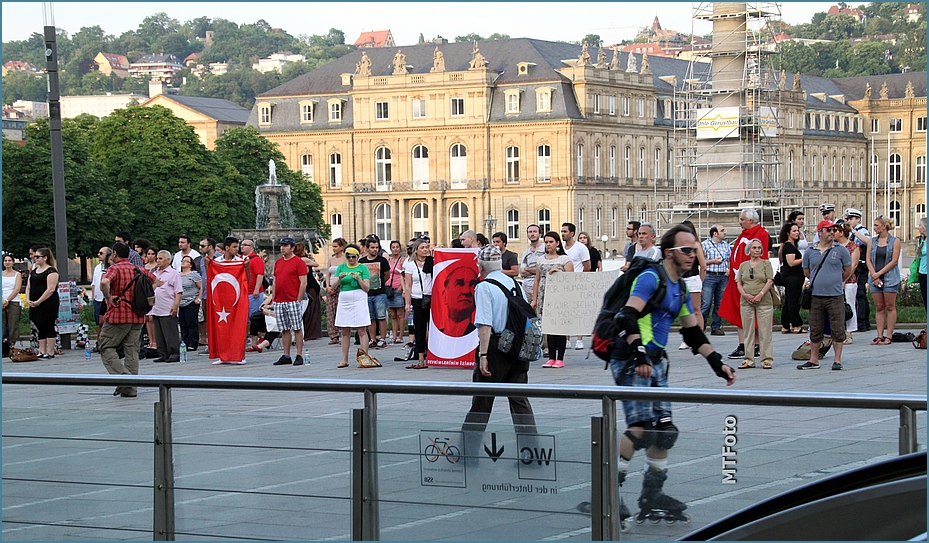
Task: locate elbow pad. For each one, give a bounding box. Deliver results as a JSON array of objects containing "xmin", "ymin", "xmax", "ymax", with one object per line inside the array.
[
  {"xmin": 680, "ymin": 325, "xmax": 710, "ymax": 356},
  {"xmin": 613, "ymin": 306, "xmax": 641, "ymax": 339}
]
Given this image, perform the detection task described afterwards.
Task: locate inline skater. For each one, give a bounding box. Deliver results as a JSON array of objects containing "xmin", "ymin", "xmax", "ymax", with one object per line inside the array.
[{"xmin": 579, "ymin": 224, "xmax": 736, "ymax": 528}]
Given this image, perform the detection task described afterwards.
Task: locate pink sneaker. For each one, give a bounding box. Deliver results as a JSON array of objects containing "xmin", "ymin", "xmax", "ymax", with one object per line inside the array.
[
  {"xmin": 551, "ymin": 360, "xmax": 565, "ymax": 368},
  {"xmin": 541, "ymin": 360, "xmax": 555, "ymax": 368}
]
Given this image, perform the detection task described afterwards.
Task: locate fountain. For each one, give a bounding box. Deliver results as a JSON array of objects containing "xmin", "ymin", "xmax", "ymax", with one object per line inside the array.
[{"xmin": 231, "ymin": 159, "xmax": 321, "ymax": 267}]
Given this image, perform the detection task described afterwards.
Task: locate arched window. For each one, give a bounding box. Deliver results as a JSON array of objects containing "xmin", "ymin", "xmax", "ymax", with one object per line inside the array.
[
  {"xmin": 375, "ymin": 147, "xmax": 392, "ymax": 190},
  {"xmin": 506, "ymin": 209, "xmax": 520, "ymax": 240},
  {"xmin": 537, "ymin": 208, "xmax": 551, "ymax": 234},
  {"xmin": 576, "ymin": 143, "xmax": 584, "ymax": 177},
  {"xmin": 301, "ymin": 154, "xmax": 314, "ymax": 182},
  {"xmin": 412, "ymin": 145, "xmax": 429, "ymax": 190},
  {"xmin": 329, "ymin": 153, "xmax": 342, "ymax": 189},
  {"xmin": 449, "ymin": 202, "xmax": 469, "ymax": 238},
  {"xmin": 450, "ymin": 144, "xmax": 467, "ymax": 188},
  {"xmin": 375, "ymin": 203, "xmax": 392, "ymax": 240},
  {"xmin": 889, "ymin": 153, "xmax": 902, "ymax": 184},
  {"xmin": 889, "ymin": 200, "xmax": 901, "ymax": 227},
  {"xmin": 506, "ymin": 146, "xmax": 520, "ymax": 184},
  {"xmin": 411, "ymin": 202, "xmax": 429, "ymax": 238},
  {"xmin": 536, "ymin": 145, "xmax": 551, "ymax": 182},
  {"xmin": 640, "ymin": 205, "xmax": 648, "ymax": 223}
]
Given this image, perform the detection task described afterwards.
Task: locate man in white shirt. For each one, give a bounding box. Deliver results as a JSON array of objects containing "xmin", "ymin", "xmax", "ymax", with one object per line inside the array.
[
  {"xmin": 519, "ymin": 224, "xmax": 546, "ymax": 295},
  {"xmin": 561, "ymin": 222, "xmax": 590, "ymax": 349},
  {"xmin": 172, "ymin": 234, "xmax": 201, "ymax": 270},
  {"xmin": 634, "ymin": 222, "xmax": 661, "ymax": 261}
]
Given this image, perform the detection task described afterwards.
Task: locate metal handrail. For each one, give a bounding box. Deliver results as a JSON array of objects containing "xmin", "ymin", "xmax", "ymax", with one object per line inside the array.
[{"xmin": 3, "ymin": 373, "xmax": 926, "ymax": 410}]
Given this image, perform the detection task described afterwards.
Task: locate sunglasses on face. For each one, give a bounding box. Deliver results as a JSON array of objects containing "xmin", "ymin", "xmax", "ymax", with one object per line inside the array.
[
  {"xmin": 669, "ymin": 246, "xmax": 696, "ymax": 255},
  {"xmin": 346, "ymin": 255, "xmax": 359, "ymax": 259},
  {"xmin": 749, "ymin": 268, "xmax": 754, "ymax": 280}
]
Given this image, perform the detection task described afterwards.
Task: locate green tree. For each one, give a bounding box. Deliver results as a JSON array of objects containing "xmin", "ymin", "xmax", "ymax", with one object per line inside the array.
[
  {"xmin": 0, "ymin": 70, "xmax": 48, "ymax": 104},
  {"xmin": 583, "ymin": 34, "xmax": 603, "ymax": 47},
  {"xmin": 1, "ymin": 116, "xmax": 131, "ymax": 264},
  {"xmin": 90, "ymin": 105, "xmax": 249, "ymax": 248},
  {"xmin": 777, "ymin": 40, "xmax": 818, "ymax": 76},
  {"xmin": 487, "ymin": 33, "xmax": 510, "ymax": 40},
  {"xmin": 455, "ymin": 33, "xmax": 484, "ymax": 43}
]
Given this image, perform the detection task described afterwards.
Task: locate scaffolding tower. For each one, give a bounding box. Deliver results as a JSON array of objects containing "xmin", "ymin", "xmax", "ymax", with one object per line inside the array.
[{"xmin": 662, "ymin": 2, "xmax": 797, "ymax": 234}]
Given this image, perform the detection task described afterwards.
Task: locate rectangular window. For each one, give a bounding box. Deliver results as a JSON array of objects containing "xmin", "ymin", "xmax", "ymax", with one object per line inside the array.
[
  {"xmin": 609, "ymin": 95, "xmax": 615, "ymax": 115},
  {"xmin": 592, "ymin": 93, "xmax": 600, "ymax": 114},
  {"xmin": 301, "ymin": 104, "xmax": 313, "ymax": 123},
  {"xmin": 451, "ymin": 98, "xmax": 464, "ymax": 116},
  {"xmin": 789, "ymin": 111, "xmax": 794, "ymax": 128},
  {"xmin": 537, "ymin": 208, "xmax": 551, "ymax": 234},
  {"xmin": 637, "ymin": 97, "xmax": 644, "ymax": 117},
  {"xmin": 537, "ymin": 145, "xmax": 551, "ymax": 182},
  {"xmin": 506, "ymin": 209, "xmax": 519, "ymax": 241},
  {"xmin": 889, "ymin": 118, "xmax": 902, "ymax": 132},
  {"xmin": 918, "ymin": 116, "xmax": 927, "ymax": 132},
  {"xmin": 412, "ymin": 99, "xmax": 426, "ymax": 119},
  {"xmin": 622, "ymin": 96, "xmax": 630, "ymax": 116},
  {"xmin": 609, "ymin": 146, "xmax": 616, "ymax": 178},
  {"xmin": 506, "ymin": 93, "xmax": 519, "ymax": 114},
  {"xmin": 537, "ymin": 91, "xmax": 551, "ymax": 112},
  {"xmin": 259, "ymin": 106, "xmax": 271, "ymax": 125},
  {"xmin": 506, "ymin": 146, "xmax": 520, "ymax": 183},
  {"xmin": 330, "ymin": 102, "xmax": 341, "ymax": 122},
  {"xmin": 596, "ymin": 207, "xmax": 602, "ymax": 238},
  {"xmin": 375, "ymin": 101, "xmax": 389, "ymax": 120},
  {"xmin": 611, "ymin": 207, "xmax": 617, "ymax": 238},
  {"xmin": 917, "ymin": 155, "xmax": 926, "ymax": 184},
  {"xmin": 871, "ymin": 118, "xmax": 879, "ymax": 133},
  {"xmin": 664, "ymin": 98, "xmax": 671, "ymax": 120},
  {"xmin": 329, "ymin": 153, "xmax": 342, "ymax": 189}
]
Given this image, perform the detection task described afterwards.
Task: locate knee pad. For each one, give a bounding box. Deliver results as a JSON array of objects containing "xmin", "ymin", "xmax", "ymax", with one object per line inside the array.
[
  {"xmin": 624, "ymin": 424, "xmax": 653, "ymax": 451},
  {"xmin": 651, "ymin": 416, "xmax": 679, "ymax": 450}
]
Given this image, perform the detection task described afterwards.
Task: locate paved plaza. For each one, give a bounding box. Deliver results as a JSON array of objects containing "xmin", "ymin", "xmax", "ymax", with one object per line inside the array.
[{"xmin": 2, "ymin": 327, "xmax": 926, "ymax": 540}]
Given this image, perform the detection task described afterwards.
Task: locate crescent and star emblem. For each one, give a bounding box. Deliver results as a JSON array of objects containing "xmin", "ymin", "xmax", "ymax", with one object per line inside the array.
[{"xmin": 211, "ymin": 273, "xmax": 241, "ymax": 323}]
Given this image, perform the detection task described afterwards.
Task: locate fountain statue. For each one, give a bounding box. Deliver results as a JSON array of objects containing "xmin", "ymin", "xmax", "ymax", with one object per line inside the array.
[{"xmin": 231, "ymin": 159, "xmax": 321, "ymax": 268}]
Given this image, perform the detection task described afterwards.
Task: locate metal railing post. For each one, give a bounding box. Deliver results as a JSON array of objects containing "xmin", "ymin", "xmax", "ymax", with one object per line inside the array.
[
  {"xmin": 153, "ymin": 385, "xmax": 175, "ymax": 540},
  {"xmin": 899, "ymin": 405, "xmax": 918, "ymax": 455},
  {"xmin": 602, "ymin": 396, "xmax": 620, "ymax": 540},
  {"xmin": 351, "ymin": 409, "xmax": 363, "ymax": 541},
  {"xmin": 590, "ymin": 416, "xmax": 603, "ymax": 541},
  {"xmin": 362, "ymin": 390, "xmax": 379, "ymax": 540}
]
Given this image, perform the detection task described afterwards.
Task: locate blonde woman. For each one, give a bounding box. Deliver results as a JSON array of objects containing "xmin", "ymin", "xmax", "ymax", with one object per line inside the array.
[
  {"xmin": 736, "ymin": 239, "xmax": 775, "ymax": 369},
  {"xmin": 402, "ymin": 238, "xmax": 434, "ymax": 369},
  {"xmin": 324, "ymin": 238, "xmax": 348, "ymax": 345},
  {"xmin": 866, "ymin": 216, "xmax": 901, "ymax": 345}
]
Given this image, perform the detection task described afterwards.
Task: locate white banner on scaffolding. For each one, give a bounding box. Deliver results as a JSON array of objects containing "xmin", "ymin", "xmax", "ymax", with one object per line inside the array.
[
  {"xmin": 696, "ymin": 107, "xmax": 739, "ymax": 139},
  {"xmin": 759, "ymin": 106, "xmax": 778, "ymax": 137}
]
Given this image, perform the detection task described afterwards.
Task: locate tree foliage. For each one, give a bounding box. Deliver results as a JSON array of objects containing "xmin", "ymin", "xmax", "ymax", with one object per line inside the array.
[{"xmin": 583, "ymin": 34, "xmax": 603, "ymax": 47}]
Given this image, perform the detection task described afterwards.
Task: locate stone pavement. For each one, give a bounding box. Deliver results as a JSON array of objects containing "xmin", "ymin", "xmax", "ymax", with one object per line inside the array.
[{"xmin": 2, "ymin": 328, "xmax": 926, "ymax": 541}]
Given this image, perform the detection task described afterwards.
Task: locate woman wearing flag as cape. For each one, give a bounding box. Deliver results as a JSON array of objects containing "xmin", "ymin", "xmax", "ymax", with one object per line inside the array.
[{"xmin": 717, "ymin": 208, "xmax": 770, "ymax": 360}]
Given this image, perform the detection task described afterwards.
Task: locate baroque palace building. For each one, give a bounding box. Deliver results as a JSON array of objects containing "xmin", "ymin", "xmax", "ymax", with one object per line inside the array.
[{"xmin": 247, "ymin": 38, "xmax": 926, "ymax": 253}]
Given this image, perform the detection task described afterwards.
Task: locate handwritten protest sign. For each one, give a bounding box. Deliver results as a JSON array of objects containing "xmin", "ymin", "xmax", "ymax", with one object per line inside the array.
[{"xmin": 539, "ymin": 270, "xmax": 620, "ymax": 336}]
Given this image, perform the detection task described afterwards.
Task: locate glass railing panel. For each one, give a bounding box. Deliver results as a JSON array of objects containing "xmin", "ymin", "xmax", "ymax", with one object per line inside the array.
[{"xmin": 2, "ymin": 406, "xmax": 153, "ymax": 540}]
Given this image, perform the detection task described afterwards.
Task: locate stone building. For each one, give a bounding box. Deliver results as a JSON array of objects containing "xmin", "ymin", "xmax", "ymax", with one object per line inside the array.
[{"xmin": 247, "ymin": 38, "xmax": 926, "ymax": 253}]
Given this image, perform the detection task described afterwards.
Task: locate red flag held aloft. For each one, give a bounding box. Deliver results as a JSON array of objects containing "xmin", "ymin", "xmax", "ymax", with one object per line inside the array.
[
  {"xmin": 206, "ymin": 260, "xmax": 248, "ymax": 362},
  {"xmin": 717, "ymin": 223, "xmax": 770, "ymax": 328}
]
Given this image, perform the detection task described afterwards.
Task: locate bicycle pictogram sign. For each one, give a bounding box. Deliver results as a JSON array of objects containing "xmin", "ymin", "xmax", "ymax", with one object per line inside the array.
[{"xmin": 423, "ymin": 435, "xmax": 461, "ymax": 464}]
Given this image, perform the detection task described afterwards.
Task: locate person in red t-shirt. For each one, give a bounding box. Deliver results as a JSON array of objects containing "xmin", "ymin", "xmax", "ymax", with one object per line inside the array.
[
  {"xmin": 99, "ymin": 242, "xmax": 159, "ymax": 398},
  {"xmin": 269, "ymin": 237, "xmax": 308, "ymax": 366}
]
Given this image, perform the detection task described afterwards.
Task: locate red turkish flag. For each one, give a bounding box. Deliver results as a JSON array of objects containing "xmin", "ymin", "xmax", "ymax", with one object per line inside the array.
[
  {"xmin": 206, "ymin": 260, "xmax": 249, "ymax": 362},
  {"xmin": 718, "ymin": 224, "xmax": 770, "ymax": 328}
]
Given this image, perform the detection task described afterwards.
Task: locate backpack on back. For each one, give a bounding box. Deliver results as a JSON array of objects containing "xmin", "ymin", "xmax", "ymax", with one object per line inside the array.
[
  {"xmin": 590, "ymin": 257, "xmax": 682, "ymax": 364},
  {"xmin": 117, "ymin": 266, "xmax": 155, "ymax": 316},
  {"xmin": 484, "ymin": 278, "xmax": 543, "ymax": 363}
]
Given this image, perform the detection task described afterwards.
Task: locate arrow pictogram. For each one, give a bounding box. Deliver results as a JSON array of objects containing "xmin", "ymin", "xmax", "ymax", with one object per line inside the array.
[{"xmin": 484, "ymin": 432, "xmax": 504, "ymax": 462}]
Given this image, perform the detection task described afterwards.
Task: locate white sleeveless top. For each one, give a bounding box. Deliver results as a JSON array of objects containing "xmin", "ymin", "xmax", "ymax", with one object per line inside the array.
[{"xmin": 2, "ymin": 274, "xmax": 21, "ymax": 305}]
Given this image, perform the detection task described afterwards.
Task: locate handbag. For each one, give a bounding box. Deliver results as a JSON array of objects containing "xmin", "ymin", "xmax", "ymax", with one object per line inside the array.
[
  {"xmin": 770, "ymin": 286, "xmax": 781, "ymax": 306},
  {"xmin": 773, "ymin": 271, "xmax": 784, "ymax": 287},
  {"xmin": 908, "ymin": 239, "xmax": 922, "ymax": 284},
  {"xmin": 844, "ymin": 301, "xmax": 854, "ymax": 321},
  {"xmin": 415, "ymin": 262, "xmax": 431, "ymax": 310},
  {"xmin": 801, "ymin": 247, "xmax": 833, "ymax": 310},
  {"xmin": 913, "ymin": 330, "xmax": 927, "ymax": 350},
  {"xmin": 356, "ymin": 348, "xmax": 382, "ymax": 368},
  {"xmin": 10, "ymin": 347, "xmax": 39, "ymax": 362}
]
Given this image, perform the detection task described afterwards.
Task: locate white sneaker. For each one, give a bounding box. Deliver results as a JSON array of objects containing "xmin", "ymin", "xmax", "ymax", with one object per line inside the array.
[
  {"xmin": 678, "ymin": 341, "xmax": 689, "ymax": 350},
  {"xmin": 211, "ymin": 360, "xmax": 224, "ymax": 365},
  {"xmin": 234, "ymin": 360, "xmax": 247, "ymax": 365},
  {"xmin": 574, "ymin": 339, "xmax": 584, "ymax": 350}
]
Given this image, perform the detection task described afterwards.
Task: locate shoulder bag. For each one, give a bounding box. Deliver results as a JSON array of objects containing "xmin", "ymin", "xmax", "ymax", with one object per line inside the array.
[
  {"xmin": 415, "ymin": 262, "xmax": 430, "ymax": 310},
  {"xmin": 908, "ymin": 238, "xmax": 923, "ymax": 284},
  {"xmin": 800, "ymin": 247, "xmax": 833, "ymax": 310}
]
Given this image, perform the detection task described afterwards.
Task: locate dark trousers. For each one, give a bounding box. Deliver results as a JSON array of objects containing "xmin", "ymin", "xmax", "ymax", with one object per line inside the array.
[
  {"xmin": 462, "ymin": 335, "xmax": 538, "ymax": 457},
  {"xmin": 920, "ymin": 273, "xmax": 927, "ymax": 309},
  {"xmin": 856, "ymin": 264, "xmax": 870, "ymax": 330},
  {"xmin": 178, "ymin": 303, "xmax": 199, "ymax": 349},
  {"xmin": 547, "ymin": 334, "xmax": 567, "ymax": 360},
  {"xmin": 780, "ymin": 274, "xmax": 804, "ymax": 330},
  {"xmin": 701, "ymin": 273, "xmax": 727, "ymax": 331},
  {"xmin": 412, "ymin": 297, "xmax": 430, "ymax": 355},
  {"xmin": 152, "ymin": 315, "xmax": 180, "ymax": 361}
]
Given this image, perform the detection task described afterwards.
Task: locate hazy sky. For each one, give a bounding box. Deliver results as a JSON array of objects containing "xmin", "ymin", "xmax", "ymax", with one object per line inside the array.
[{"xmin": 2, "ymin": 2, "xmax": 833, "ymax": 46}]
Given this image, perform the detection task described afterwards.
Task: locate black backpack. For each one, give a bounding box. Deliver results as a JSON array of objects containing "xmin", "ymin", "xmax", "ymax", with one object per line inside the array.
[
  {"xmin": 117, "ymin": 266, "xmax": 155, "ymax": 316},
  {"xmin": 590, "ymin": 257, "xmax": 686, "ymax": 364},
  {"xmin": 484, "ymin": 278, "xmax": 543, "ymax": 363}
]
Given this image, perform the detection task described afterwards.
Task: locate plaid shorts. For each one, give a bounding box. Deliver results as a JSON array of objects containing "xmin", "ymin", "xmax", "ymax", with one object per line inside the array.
[{"xmin": 273, "ymin": 301, "xmax": 304, "ymax": 331}]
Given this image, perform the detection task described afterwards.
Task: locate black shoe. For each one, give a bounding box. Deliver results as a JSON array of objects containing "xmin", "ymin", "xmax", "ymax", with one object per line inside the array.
[
  {"xmin": 728, "ymin": 345, "xmax": 745, "ymax": 359},
  {"xmin": 153, "ymin": 357, "xmax": 167, "ymax": 363},
  {"xmin": 273, "ymin": 355, "xmax": 292, "ymax": 366},
  {"xmin": 710, "ymin": 329, "xmax": 725, "ymax": 336},
  {"xmin": 120, "ymin": 389, "xmax": 137, "ymax": 398},
  {"xmin": 832, "ymin": 362, "xmax": 843, "ymax": 371},
  {"xmin": 754, "ymin": 345, "xmax": 761, "ymax": 359},
  {"xmin": 113, "ymin": 386, "xmax": 125, "ymax": 396},
  {"xmin": 164, "ymin": 357, "xmax": 180, "ymax": 363},
  {"xmin": 293, "ymin": 355, "xmax": 304, "ymax": 366}
]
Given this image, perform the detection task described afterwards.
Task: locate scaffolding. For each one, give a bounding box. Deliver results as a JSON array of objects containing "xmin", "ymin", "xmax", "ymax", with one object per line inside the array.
[{"xmin": 661, "ymin": 2, "xmax": 795, "ymax": 234}]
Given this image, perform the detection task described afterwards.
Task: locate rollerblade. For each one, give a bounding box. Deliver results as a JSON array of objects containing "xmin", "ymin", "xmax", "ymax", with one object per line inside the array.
[
  {"xmin": 575, "ymin": 471, "xmax": 633, "ymax": 532},
  {"xmin": 635, "ymin": 469, "xmax": 691, "ymax": 526}
]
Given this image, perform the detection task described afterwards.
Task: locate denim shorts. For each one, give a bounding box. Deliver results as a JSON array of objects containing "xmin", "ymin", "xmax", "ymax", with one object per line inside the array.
[
  {"xmin": 868, "ymin": 279, "xmax": 899, "ymax": 293},
  {"xmin": 367, "ymin": 293, "xmax": 388, "ymax": 320},
  {"xmin": 386, "ymin": 288, "xmax": 405, "ymax": 308},
  {"xmin": 610, "ymin": 354, "xmax": 672, "ymax": 426}
]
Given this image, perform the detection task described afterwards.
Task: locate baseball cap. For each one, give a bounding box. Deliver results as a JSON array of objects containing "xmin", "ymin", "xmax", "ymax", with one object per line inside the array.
[
  {"xmin": 477, "ymin": 245, "xmax": 502, "ymax": 262},
  {"xmin": 817, "ymin": 220, "xmax": 836, "ymax": 231},
  {"xmin": 819, "ymin": 203, "xmax": 836, "ymax": 215},
  {"xmin": 845, "ymin": 208, "xmax": 862, "ymax": 219},
  {"xmin": 279, "ymin": 237, "xmax": 297, "ymax": 246}
]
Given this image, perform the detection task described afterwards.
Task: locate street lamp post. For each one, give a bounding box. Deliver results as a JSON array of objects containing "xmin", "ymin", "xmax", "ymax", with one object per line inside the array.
[
  {"xmin": 601, "ymin": 234, "xmax": 609, "ymax": 259},
  {"xmin": 484, "ymin": 214, "xmax": 497, "ymax": 235}
]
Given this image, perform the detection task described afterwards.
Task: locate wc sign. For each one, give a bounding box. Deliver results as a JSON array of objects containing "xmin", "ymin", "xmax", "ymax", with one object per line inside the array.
[{"xmin": 516, "ymin": 434, "xmax": 556, "ymax": 481}]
